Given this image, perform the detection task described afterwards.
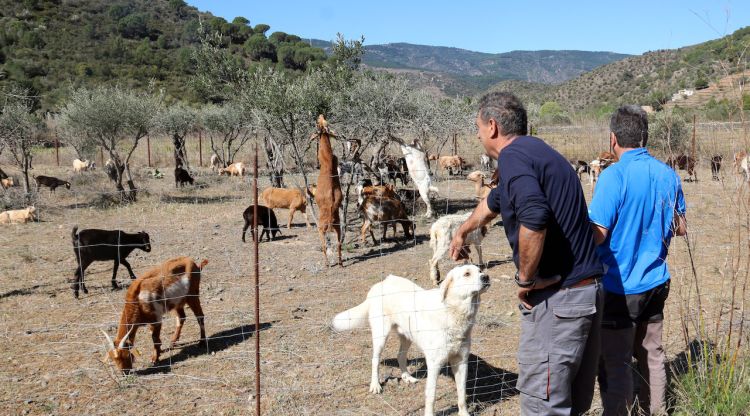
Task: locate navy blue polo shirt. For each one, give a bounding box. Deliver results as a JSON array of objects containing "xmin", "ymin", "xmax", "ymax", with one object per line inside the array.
[
  {"xmin": 589, "ymin": 148, "xmax": 686, "ymax": 295},
  {"xmin": 487, "ymin": 136, "xmax": 603, "ymax": 287}
]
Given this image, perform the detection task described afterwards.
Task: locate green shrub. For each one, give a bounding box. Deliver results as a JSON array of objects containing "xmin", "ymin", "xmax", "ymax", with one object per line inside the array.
[{"xmin": 672, "ymin": 343, "xmax": 750, "ymax": 415}]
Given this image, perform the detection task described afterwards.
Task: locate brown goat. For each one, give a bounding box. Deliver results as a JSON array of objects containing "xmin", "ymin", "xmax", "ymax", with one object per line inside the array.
[
  {"xmin": 101, "ymin": 257, "xmax": 208, "ymax": 373},
  {"xmin": 360, "ymin": 195, "xmax": 415, "ymax": 245},
  {"xmin": 312, "ymin": 115, "xmax": 343, "ymax": 266},
  {"xmin": 260, "ymin": 187, "xmax": 310, "ymax": 229},
  {"xmin": 438, "ymin": 155, "xmax": 465, "ymax": 176}
]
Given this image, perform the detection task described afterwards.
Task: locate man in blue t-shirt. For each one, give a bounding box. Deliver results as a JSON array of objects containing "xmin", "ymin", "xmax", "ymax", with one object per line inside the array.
[
  {"xmin": 589, "ymin": 105, "xmax": 687, "ymax": 415},
  {"xmin": 450, "ymin": 92, "xmax": 604, "ymax": 415}
]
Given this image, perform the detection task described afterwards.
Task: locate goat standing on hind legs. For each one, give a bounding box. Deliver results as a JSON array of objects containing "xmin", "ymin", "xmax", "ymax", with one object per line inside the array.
[{"xmin": 312, "ymin": 115, "xmax": 343, "ymax": 267}]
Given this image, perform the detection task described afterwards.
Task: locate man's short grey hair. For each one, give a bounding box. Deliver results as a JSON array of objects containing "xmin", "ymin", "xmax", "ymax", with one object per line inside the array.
[
  {"xmin": 610, "ymin": 105, "xmax": 648, "ymax": 148},
  {"xmin": 477, "ymin": 92, "xmax": 527, "ymax": 136}
]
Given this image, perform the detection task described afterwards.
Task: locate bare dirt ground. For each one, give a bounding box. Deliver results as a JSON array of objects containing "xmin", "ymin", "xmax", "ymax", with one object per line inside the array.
[{"xmin": 0, "ymin": 140, "xmax": 748, "ymax": 415}]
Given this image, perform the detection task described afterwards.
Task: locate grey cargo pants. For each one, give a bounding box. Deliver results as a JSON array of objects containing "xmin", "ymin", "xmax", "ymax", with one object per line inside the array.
[{"xmin": 517, "ymin": 280, "xmax": 603, "ymax": 415}]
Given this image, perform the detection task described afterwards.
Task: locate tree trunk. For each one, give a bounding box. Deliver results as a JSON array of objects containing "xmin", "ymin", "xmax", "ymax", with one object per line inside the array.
[
  {"xmin": 21, "ymin": 156, "xmax": 31, "ymax": 195},
  {"xmin": 289, "ymin": 135, "xmax": 317, "ymax": 227},
  {"xmin": 264, "ymin": 136, "xmax": 285, "ymax": 188},
  {"xmin": 173, "ymin": 134, "xmax": 189, "ymax": 169}
]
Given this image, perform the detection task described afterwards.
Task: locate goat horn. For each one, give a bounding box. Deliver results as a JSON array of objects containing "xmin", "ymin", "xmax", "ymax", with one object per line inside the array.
[
  {"xmin": 118, "ymin": 326, "xmax": 135, "ymax": 350},
  {"xmin": 101, "ymin": 329, "xmax": 115, "ymax": 351}
]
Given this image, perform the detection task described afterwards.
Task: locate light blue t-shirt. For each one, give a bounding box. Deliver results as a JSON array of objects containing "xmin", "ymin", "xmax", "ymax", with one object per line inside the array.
[{"xmin": 588, "ymin": 148, "xmax": 686, "ymax": 295}]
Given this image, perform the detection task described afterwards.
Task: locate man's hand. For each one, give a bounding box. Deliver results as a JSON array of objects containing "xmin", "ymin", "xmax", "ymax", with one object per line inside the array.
[
  {"xmin": 449, "ymin": 232, "xmax": 471, "ymax": 261},
  {"xmin": 517, "ymin": 275, "xmax": 562, "ymax": 309}
]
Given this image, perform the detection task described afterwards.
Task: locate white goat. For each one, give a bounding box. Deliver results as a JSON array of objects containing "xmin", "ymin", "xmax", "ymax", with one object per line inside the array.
[
  {"xmin": 399, "ymin": 139, "xmax": 438, "ymax": 217},
  {"xmin": 429, "ymin": 212, "xmax": 487, "ymax": 285}
]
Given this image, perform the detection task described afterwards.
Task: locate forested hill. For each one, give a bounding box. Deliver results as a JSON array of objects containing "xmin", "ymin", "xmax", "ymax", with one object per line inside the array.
[
  {"xmin": 489, "ymin": 26, "xmax": 750, "ymax": 114},
  {"xmin": 311, "ymin": 39, "xmax": 630, "ymax": 96},
  {"xmin": 0, "ymin": 0, "xmax": 328, "ymax": 111}
]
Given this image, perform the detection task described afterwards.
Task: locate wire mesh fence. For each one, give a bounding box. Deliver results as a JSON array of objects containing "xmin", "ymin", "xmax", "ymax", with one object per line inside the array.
[{"xmin": 1, "ymin": 119, "xmax": 749, "ymax": 414}]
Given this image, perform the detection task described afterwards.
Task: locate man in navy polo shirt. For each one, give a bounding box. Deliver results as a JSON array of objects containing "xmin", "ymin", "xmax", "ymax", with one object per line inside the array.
[
  {"xmin": 450, "ymin": 92, "xmax": 604, "ymax": 415},
  {"xmin": 589, "ymin": 105, "xmax": 687, "ymax": 415}
]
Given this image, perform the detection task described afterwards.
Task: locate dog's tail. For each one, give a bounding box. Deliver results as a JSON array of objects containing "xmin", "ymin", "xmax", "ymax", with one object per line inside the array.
[{"xmin": 331, "ymin": 300, "xmax": 369, "ymax": 332}]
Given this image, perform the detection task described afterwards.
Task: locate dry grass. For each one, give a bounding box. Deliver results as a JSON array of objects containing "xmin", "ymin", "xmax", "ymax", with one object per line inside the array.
[{"xmin": 0, "ymin": 124, "xmax": 748, "ymax": 415}]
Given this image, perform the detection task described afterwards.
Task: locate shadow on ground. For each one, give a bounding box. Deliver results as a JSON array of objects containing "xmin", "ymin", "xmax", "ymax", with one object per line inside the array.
[
  {"xmin": 136, "ymin": 321, "xmax": 275, "ymax": 375},
  {"xmin": 159, "ymin": 194, "xmax": 245, "ymax": 204},
  {"xmin": 382, "ymin": 353, "xmax": 519, "ymax": 414}
]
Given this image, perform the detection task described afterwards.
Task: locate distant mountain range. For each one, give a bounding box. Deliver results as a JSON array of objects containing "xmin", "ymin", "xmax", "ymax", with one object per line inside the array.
[
  {"xmin": 314, "ymin": 24, "xmax": 750, "ymax": 114},
  {"xmin": 311, "ymin": 39, "xmax": 630, "ymax": 96}
]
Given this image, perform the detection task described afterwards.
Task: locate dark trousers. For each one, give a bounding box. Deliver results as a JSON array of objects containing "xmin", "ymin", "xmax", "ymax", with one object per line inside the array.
[
  {"xmin": 599, "ymin": 281, "xmax": 670, "ymax": 415},
  {"xmin": 518, "ymin": 281, "xmax": 603, "ymax": 415}
]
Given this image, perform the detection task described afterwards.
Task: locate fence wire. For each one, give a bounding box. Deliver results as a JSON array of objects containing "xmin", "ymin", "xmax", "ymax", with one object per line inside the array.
[{"xmin": 1, "ymin": 121, "xmax": 749, "ymax": 415}]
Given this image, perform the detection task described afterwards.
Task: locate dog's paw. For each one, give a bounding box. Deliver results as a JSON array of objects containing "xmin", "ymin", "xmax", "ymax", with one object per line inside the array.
[
  {"xmin": 401, "ymin": 373, "xmax": 418, "ymax": 384},
  {"xmin": 369, "ymin": 381, "xmax": 383, "ymax": 394}
]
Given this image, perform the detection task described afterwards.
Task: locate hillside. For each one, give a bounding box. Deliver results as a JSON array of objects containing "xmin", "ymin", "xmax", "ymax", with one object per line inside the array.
[
  {"xmin": 0, "ymin": 0, "xmax": 327, "ymax": 110},
  {"xmin": 488, "ymin": 26, "xmax": 750, "ymax": 113},
  {"xmin": 311, "ymin": 39, "xmax": 629, "ymax": 96}
]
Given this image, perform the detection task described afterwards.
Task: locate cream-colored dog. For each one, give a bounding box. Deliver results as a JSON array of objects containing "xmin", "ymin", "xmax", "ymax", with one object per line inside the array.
[{"xmin": 332, "ymin": 264, "xmax": 490, "ymax": 416}]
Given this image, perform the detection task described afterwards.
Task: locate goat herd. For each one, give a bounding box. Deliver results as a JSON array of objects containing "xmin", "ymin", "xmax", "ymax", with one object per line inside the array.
[{"xmin": 2, "ymin": 117, "xmax": 750, "ymax": 378}]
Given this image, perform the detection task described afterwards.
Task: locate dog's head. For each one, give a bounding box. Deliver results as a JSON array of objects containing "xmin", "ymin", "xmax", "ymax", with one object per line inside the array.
[{"xmin": 440, "ymin": 264, "xmax": 490, "ymax": 302}]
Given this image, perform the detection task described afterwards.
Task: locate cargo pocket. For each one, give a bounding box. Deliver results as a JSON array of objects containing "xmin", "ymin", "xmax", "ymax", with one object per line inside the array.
[
  {"xmin": 553, "ymin": 304, "xmax": 596, "ymax": 319},
  {"xmin": 516, "ymin": 350, "xmax": 549, "ymax": 400},
  {"xmin": 552, "ymin": 303, "xmax": 597, "ymax": 357}
]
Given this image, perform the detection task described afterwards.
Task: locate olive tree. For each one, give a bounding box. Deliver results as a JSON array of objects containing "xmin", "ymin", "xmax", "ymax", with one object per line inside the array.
[
  {"xmin": 0, "ymin": 88, "xmax": 45, "ymax": 195},
  {"xmin": 649, "ymin": 110, "xmax": 690, "ymax": 156},
  {"xmin": 200, "ymin": 103, "xmax": 254, "ymax": 167},
  {"xmin": 58, "ymin": 86, "xmax": 161, "ymax": 201},
  {"xmin": 160, "ymin": 104, "xmax": 196, "ymax": 169}
]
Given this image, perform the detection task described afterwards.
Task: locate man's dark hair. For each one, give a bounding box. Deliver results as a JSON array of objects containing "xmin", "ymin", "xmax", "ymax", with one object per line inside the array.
[
  {"xmin": 610, "ymin": 105, "xmax": 648, "ymax": 148},
  {"xmin": 477, "ymin": 92, "xmax": 527, "ymax": 136}
]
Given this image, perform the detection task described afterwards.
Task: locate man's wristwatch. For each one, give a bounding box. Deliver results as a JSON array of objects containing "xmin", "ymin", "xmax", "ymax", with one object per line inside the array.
[{"xmin": 515, "ymin": 271, "xmax": 536, "ymax": 288}]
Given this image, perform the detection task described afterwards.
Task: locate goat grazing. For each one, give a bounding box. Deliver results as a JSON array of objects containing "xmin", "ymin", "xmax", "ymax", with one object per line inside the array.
[
  {"xmin": 438, "ymin": 155, "xmax": 465, "ymax": 176},
  {"xmin": 313, "ymin": 115, "xmax": 344, "ymax": 266},
  {"xmin": 260, "ymin": 187, "xmax": 310, "ymax": 229},
  {"xmin": 0, "ymin": 206, "xmax": 36, "ymax": 224},
  {"xmin": 219, "ymin": 162, "xmax": 246, "ymax": 177},
  {"xmin": 242, "ymin": 205, "xmax": 281, "ymax": 242},
  {"xmin": 73, "ymin": 159, "xmax": 94, "ymax": 173},
  {"xmin": 174, "ymin": 166, "xmax": 194, "ymax": 188},
  {"xmin": 33, "ymin": 175, "xmax": 71, "ymax": 194},
  {"xmin": 71, "ymin": 226, "xmax": 152, "ymax": 298},
  {"xmin": 360, "ymin": 195, "xmax": 414, "ymax": 246},
  {"xmin": 429, "ymin": 212, "xmax": 487, "ymax": 285},
  {"xmin": 101, "ymin": 257, "xmax": 208, "ymax": 373}
]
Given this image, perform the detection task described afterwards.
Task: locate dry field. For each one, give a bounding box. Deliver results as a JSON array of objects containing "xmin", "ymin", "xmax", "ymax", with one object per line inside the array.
[{"xmin": 1, "ymin": 128, "xmax": 749, "ymax": 415}]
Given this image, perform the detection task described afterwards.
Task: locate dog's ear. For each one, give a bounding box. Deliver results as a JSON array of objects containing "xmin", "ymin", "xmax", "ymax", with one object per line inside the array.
[{"xmin": 440, "ymin": 269, "xmax": 455, "ymax": 302}]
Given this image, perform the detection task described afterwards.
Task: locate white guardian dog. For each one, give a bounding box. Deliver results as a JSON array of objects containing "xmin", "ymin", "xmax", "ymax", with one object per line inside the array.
[{"xmin": 331, "ymin": 264, "xmax": 490, "ymax": 416}]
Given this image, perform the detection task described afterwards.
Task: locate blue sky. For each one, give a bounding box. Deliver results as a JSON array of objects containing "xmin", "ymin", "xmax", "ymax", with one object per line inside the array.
[{"xmin": 186, "ymin": 1, "xmax": 750, "ymax": 55}]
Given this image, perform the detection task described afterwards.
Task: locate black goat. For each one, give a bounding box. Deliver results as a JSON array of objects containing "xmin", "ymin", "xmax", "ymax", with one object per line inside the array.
[
  {"xmin": 711, "ymin": 154, "xmax": 723, "ymax": 181},
  {"xmin": 242, "ymin": 205, "xmax": 281, "ymax": 243},
  {"xmin": 104, "ymin": 160, "xmax": 125, "ymax": 183},
  {"xmin": 174, "ymin": 166, "xmax": 194, "ymax": 188},
  {"xmin": 71, "ymin": 226, "xmax": 151, "ymax": 298},
  {"xmin": 33, "ymin": 175, "xmax": 71, "ymax": 193}
]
